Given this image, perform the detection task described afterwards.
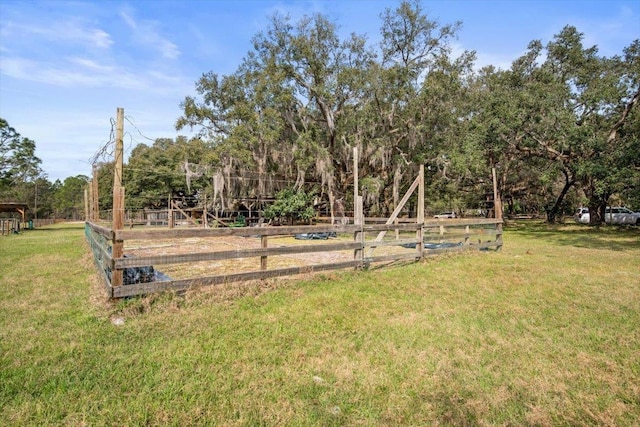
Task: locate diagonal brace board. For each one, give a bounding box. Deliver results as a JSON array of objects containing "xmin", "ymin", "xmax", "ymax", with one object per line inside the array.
[
  {"xmin": 369, "ymin": 174, "xmax": 424, "ymax": 256},
  {"xmin": 171, "ymin": 200, "xmax": 200, "ymax": 227},
  {"xmin": 373, "ymin": 174, "xmax": 420, "ymax": 243}
]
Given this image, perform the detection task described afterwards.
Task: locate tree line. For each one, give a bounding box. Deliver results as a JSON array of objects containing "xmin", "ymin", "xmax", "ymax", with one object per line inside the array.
[
  {"xmin": 3, "ymin": 1, "xmax": 639, "ymax": 224},
  {"xmin": 1, "ymin": 118, "xmax": 88, "ymax": 220}
]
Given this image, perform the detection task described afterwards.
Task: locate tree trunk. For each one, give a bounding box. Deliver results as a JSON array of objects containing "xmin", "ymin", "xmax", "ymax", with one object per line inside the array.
[
  {"xmin": 546, "ymin": 170, "xmax": 574, "ymax": 224},
  {"xmin": 588, "ymin": 199, "xmax": 606, "ymax": 225},
  {"xmin": 584, "ymin": 179, "xmax": 610, "ymax": 225}
]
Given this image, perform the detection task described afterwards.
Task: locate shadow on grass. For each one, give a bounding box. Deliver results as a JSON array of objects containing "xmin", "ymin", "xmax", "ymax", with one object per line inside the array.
[
  {"xmin": 40, "ymin": 223, "xmax": 87, "ymax": 230},
  {"xmin": 505, "ymin": 219, "xmax": 640, "ymax": 252},
  {"xmin": 3, "ymin": 224, "xmax": 87, "ymax": 236},
  {"xmin": 18, "ymin": 226, "xmax": 86, "ymax": 233}
]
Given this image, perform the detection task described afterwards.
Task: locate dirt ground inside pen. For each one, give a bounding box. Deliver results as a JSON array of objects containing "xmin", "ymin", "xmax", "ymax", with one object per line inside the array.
[{"xmin": 124, "ymin": 235, "xmax": 352, "ymax": 280}]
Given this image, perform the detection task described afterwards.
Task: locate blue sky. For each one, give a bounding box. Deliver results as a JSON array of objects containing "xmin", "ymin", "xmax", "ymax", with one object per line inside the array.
[{"xmin": 0, "ymin": 0, "xmax": 638, "ymax": 182}]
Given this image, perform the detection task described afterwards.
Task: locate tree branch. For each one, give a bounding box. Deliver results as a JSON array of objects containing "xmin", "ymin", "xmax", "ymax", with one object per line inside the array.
[{"xmin": 607, "ymin": 87, "xmax": 640, "ymax": 143}]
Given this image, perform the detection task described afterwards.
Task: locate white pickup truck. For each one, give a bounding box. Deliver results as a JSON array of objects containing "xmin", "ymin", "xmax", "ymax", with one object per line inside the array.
[{"xmin": 575, "ymin": 206, "xmax": 640, "ymax": 225}]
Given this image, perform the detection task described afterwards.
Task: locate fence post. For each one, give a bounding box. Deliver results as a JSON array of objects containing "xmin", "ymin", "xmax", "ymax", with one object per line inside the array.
[
  {"xmin": 416, "ymin": 223, "xmax": 423, "ymax": 259},
  {"xmin": 168, "ymin": 198, "xmax": 174, "ymax": 229},
  {"xmin": 417, "ymin": 165, "xmax": 424, "ymax": 259},
  {"xmin": 84, "ymin": 188, "xmax": 89, "ymax": 221},
  {"xmin": 111, "ymin": 107, "xmax": 125, "ymax": 289},
  {"xmin": 353, "ymin": 146, "xmax": 359, "ymax": 225},
  {"xmin": 203, "ymin": 193, "xmax": 208, "ymax": 228},
  {"xmin": 354, "ymin": 195, "xmax": 364, "ymax": 267},
  {"xmin": 492, "ymin": 167, "xmax": 502, "ymax": 220},
  {"xmin": 261, "ymin": 235, "xmax": 268, "ymax": 270},
  {"xmin": 92, "ymin": 165, "xmax": 99, "ymax": 221}
]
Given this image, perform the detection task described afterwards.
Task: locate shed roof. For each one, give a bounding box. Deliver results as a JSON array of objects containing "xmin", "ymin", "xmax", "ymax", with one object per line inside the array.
[{"xmin": 0, "ymin": 202, "xmax": 29, "ymax": 214}]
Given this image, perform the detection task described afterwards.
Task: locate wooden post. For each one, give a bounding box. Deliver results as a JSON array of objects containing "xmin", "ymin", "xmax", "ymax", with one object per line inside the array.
[
  {"xmin": 261, "ymin": 235, "xmax": 268, "ymax": 270},
  {"xmin": 492, "ymin": 167, "xmax": 502, "ymax": 220},
  {"xmin": 418, "ymin": 165, "xmax": 425, "ymax": 223},
  {"xmin": 353, "ymin": 148, "xmax": 365, "ymax": 266},
  {"xmin": 415, "ymin": 223, "xmax": 423, "ymax": 259},
  {"xmin": 111, "ymin": 107, "xmax": 125, "ymax": 289},
  {"xmin": 203, "ymin": 193, "xmax": 208, "ymax": 228},
  {"xmin": 354, "ymin": 195, "xmax": 364, "ymax": 266},
  {"xmin": 88, "ymin": 183, "xmax": 94, "ymax": 222},
  {"xmin": 353, "ymin": 147, "xmax": 360, "ymax": 225},
  {"xmin": 168, "ymin": 196, "xmax": 174, "ymax": 229},
  {"xmin": 417, "ymin": 164, "xmax": 424, "ymax": 259},
  {"xmin": 92, "ymin": 165, "xmax": 99, "ymax": 221},
  {"xmin": 492, "ymin": 165, "xmax": 504, "ymax": 250},
  {"xmin": 84, "ymin": 188, "xmax": 89, "ymax": 221}
]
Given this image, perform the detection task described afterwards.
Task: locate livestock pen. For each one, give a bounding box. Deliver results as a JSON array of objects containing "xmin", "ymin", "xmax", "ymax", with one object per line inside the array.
[
  {"xmin": 85, "ymin": 218, "xmax": 502, "ymax": 298},
  {"xmin": 85, "ymin": 113, "xmax": 503, "ymax": 298}
]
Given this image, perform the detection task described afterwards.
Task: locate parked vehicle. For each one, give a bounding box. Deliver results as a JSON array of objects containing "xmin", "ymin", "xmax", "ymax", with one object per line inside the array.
[
  {"xmin": 575, "ymin": 207, "xmax": 590, "ymax": 224},
  {"xmin": 574, "ymin": 207, "xmax": 640, "ymax": 225},
  {"xmin": 608, "ymin": 207, "xmax": 640, "ymax": 225},
  {"xmin": 434, "ymin": 212, "xmax": 457, "ymax": 219}
]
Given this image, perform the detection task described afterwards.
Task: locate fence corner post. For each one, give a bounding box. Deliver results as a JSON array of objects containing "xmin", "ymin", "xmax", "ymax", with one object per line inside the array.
[{"xmin": 111, "ymin": 107, "xmax": 125, "ymax": 290}]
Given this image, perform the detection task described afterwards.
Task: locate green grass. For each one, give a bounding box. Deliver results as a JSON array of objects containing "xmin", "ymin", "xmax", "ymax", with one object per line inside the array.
[{"xmin": 1, "ymin": 221, "xmax": 639, "ymax": 426}]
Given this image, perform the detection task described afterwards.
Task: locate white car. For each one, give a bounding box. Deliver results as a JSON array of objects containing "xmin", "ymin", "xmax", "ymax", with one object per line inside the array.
[
  {"xmin": 608, "ymin": 207, "xmax": 640, "ymax": 225},
  {"xmin": 434, "ymin": 212, "xmax": 457, "ymax": 219},
  {"xmin": 574, "ymin": 207, "xmax": 640, "ymax": 225},
  {"xmin": 574, "ymin": 207, "xmax": 590, "ymax": 224}
]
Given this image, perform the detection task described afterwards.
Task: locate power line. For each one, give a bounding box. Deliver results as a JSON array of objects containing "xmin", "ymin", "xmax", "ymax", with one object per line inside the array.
[{"xmin": 124, "ymin": 116, "xmax": 157, "ymax": 143}]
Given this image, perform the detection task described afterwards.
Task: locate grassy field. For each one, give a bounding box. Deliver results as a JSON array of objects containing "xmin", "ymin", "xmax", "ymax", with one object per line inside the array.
[{"xmin": 1, "ymin": 221, "xmax": 639, "ymax": 426}]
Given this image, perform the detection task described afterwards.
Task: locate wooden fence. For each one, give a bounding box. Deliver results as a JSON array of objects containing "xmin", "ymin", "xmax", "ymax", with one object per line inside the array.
[
  {"xmin": 0, "ymin": 218, "xmax": 65, "ymax": 235},
  {"xmin": 1, "ymin": 218, "xmax": 20, "ymax": 235},
  {"xmin": 85, "ymin": 218, "xmax": 502, "ymax": 298},
  {"xmin": 31, "ymin": 218, "xmax": 62, "ymax": 228}
]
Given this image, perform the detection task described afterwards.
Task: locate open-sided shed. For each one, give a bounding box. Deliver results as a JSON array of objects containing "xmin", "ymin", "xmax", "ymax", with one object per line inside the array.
[
  {"xmin": 0, "ymin": 203, "xmax": 28, "ymax": 235},
  {"xmin": 0, "ymin": 202, "xmax": 28, "ymax": 221}
]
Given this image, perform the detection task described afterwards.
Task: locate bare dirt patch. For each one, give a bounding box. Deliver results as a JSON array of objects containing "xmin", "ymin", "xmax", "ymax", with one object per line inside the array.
[{"xmin": 125, "ymin": 235, "xmax": 356, "ymax": 280}]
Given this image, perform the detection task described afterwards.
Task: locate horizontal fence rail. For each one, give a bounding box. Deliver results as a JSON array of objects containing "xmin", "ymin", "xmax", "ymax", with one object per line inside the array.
[
  {"xmin": 85, "ymin": 218, "xmax": 502, "ymax": 298},
  {"xmin": 115, "ymin": 223, "xmax": 359, "ymax": 240}
]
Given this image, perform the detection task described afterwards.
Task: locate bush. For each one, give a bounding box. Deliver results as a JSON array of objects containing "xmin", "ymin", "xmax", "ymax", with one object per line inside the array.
[{"xmin": 264, "ymin": 188, "xmax": 315, "ymax": 224}]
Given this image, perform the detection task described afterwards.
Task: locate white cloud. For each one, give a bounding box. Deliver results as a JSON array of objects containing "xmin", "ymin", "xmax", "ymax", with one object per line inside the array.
[
  {"xmin": 449, "ymin": 41, "xmax": 517, "ymax": 72},
  {"xmin": 69, "ymin": 57, "xmax": 115, "ymax": 73},
  {"xmin": 120, "ymin": 10, "xmax": 137, "ymax": 30},
  {"xmin": 583, "ymin": 5, "xmax": 639, "ymax": 55},
  {"xmin": 1, "ymin": 19, "xmax": 113, "ymax": 51},
  {"xmin": 89, "ymin": 29, "xmax": 113, "ymax": 49},
  {"xmin": 119, "ymin": 9, "xmax": 180, "ymax": 60},
  {"xmin": 0, "ymin": 55, "xmax": 189, "ymax": 97},
  {"xmin": 1, "ymin": 56, "xmax": 111, "ymax": 87}
]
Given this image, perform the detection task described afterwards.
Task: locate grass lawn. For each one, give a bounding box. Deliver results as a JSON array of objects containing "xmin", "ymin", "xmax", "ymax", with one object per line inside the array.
[{"xmin": 1, "ymin": 221, "xmax": 639, "ymax": 426}]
